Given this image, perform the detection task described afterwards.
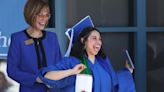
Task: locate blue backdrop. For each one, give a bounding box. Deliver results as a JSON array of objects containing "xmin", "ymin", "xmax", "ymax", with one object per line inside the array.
[{"xmin": 0, "ymin": 0, "xmax": 27, "ymax": 58}]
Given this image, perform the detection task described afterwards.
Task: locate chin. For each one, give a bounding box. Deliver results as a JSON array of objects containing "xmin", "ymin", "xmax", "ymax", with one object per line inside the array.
[
  {"xmin": 93, "ymin": 53, "xmax": 98, "ymax": 56},
  {"xmin": 35, "ymin": 24, "xmax": 45, "ymax": 30},
  {"xmin": 37, "ymin": 27, "xmax": 44, "ymax": 30}
]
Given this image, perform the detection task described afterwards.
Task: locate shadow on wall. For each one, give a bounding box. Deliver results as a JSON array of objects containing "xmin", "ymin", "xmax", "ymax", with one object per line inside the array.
[
  {"xmin": 147, "ymin": 40, "xmax": 164, "ymax": 92},
  {"xmin": 0, "ymin": 60, "xmax": 19, "ymax": 92},
  {"xmin": 0, "ymin": 71, "xmax": 12, "ymax": 92}
]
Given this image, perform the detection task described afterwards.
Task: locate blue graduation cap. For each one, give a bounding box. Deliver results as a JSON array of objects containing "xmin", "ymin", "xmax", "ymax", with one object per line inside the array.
[
  {"xmin": 64, "ymin": 15, "xmax": 94, "ymax": 57},
  {"xmin": 65, "ymin": 15, "xmax": 94, "ymax": 43}
]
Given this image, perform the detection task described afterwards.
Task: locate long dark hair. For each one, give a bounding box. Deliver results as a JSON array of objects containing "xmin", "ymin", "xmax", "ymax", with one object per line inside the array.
[{"xmin": 70, "ymin": 26, "xmax": 106, "ymax": 59}]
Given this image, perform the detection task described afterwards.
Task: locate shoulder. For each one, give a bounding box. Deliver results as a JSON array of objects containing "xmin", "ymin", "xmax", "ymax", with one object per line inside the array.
[
  {"xmin": 11, "ymin": 30, "xmax": 25, "ymax": 38},
  {"xmin": 45, "ymin": 30, "xmax": 57, "ymax": 37},
  {"xmin": 96, "ymin": 56, "xmax": 112, "ymax": 67},
  {"xmin": 44, "ymin": 30, "xmax": 58, "ymax": 41},
  {"xmin": 10, "ymin": 30, "xmax": 26, "ymax": 43},
  {"xmin": 96, "ymin": 56, "xmax": 108, "ymax": 62}
]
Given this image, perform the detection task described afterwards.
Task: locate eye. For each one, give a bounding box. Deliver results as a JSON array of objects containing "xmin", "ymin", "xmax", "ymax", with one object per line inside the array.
[
  {"xmin": 92, "ymin": 37, "xmax": 97, "ymax": 40},
  {"xmin": 37, "ymin": 13, "xmax": 51, "ymax": 19},
  {"xmin": 93, "ymin": 37, "xmax": 96, "ymax": 39},
  {"xmin": 99, "ymin": 38, "xmax": 102, "ymax": 41}
]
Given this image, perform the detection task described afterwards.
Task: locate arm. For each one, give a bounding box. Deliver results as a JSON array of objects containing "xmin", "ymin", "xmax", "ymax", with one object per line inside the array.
[
  {"xmin": 116, "ymin": 68, "xmax": 136, "ymax": 92},
  {"xmin": 39, "ymin": 57, "xmax": 85, "ymax": 88},
  {"xmin": 102, "ymin": 57, "xmax": 136, "ymax": 92},
  {"xmin": 45, "ymin": 64, "xmax": 86, "ymax": 80},
  {"xmin": 125, "ymin": 60, "xmax": 133, "ymax": 73},
  {"xmin": 7, "ymin": 34, "xmax": 38, "ymax": 87},
  {"xmin": 115, "ymin": 59, "xmax": 135, "ymax": 92},
  {"xmin": 35, "ymin": 33, "xmax": 62, "ymax": 84}
]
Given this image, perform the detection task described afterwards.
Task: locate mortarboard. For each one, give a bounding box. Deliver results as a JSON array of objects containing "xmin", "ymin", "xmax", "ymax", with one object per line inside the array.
[{"xmin": 64, "ymin": 15, "xmax": 94, "ymax": 57}]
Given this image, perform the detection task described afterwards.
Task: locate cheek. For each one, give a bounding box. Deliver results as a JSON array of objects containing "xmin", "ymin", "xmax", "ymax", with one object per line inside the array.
[
  {"xmin": 86, "ymin": 41, "xmax": 91, "ymax": 47},
  {"xmin": 86, "ymin": 43, "xmax": 94, "ymax": 51},
  {"xmin": 100, "ymin": 42, "xmax": 102, "ymax": 46}
]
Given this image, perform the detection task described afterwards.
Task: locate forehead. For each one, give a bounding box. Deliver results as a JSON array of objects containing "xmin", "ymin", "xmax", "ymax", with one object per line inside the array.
[
  {"xmin": 39, "ymin": 6, "xmax": 50, "ymax": 14},
  {"xmin": 89, "ymin": 30, "xmax": 100, "ymax": 37}
]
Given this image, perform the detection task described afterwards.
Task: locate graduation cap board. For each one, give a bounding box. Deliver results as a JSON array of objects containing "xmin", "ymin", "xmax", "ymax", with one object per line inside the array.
[
  {"xmin": 64, "ymin": 15, "xmax": 94, "ymax": 57},
  {"xmin": 123, "ymin": 49, "xmax": 135, "ymax": 69}
]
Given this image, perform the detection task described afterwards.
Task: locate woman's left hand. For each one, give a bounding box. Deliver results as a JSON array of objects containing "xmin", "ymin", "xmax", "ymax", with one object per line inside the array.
[{"xmin": 125, "ymin": 60, "xmax": 134, "ymax": 73}]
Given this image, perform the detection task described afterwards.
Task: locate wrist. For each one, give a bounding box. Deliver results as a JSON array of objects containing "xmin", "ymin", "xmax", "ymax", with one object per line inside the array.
[{"xmin": 69, "ymin": 69, "xmax": 76, "ymax": 75}]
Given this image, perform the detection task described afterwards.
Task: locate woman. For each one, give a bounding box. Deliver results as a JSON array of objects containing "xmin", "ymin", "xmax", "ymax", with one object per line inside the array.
[
  {"xmin": 7, "ymin": 0, "xmax": 61, "ymax": 92},
  {"xmin": 39, "ymin": 27, "xmax": 136, "ymax": 92}
]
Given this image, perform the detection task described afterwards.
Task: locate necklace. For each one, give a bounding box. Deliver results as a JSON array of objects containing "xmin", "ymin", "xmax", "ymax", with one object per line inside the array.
[
  {"xmin": 27, "ymin": 29, "xmax": 43, "ymax": 38},
  {"xmin": 32, "ymin": 32, "xmax": 42, "ymax": 38}
]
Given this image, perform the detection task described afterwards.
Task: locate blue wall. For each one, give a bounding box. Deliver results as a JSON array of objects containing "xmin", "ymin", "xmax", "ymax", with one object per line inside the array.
[{"xmin": 0, "ymin": 0, "xmax": 27, "ymax": 58}]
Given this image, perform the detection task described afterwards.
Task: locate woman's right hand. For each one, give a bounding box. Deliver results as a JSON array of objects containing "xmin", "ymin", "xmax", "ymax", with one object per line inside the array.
[
  {"xmin": 125, "ymin": 60, "xmax": 134, "ymax": 73},
  {"xmin": 72, "ymin": 64, "xmax": 86, "ymax": 74}
]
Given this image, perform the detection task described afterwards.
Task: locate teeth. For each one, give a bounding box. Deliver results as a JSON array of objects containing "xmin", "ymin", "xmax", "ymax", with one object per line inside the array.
[
  {"xmin": 94, "ymin": 47, "xmax": 100, "ymax": 51},
  {"xmin": 40, "ymin": 23, "xmax": 45, "ymax": 25},
  {"xmin": 95, "ymin": 46, "xmax": 100, "ymax": 49},
  {"xmin": 96, "ymin": 46, "xmax": 100, "ymax": 48}
]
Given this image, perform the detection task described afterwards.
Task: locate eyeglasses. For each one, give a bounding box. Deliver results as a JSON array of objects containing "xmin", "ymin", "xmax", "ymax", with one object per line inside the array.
[{"xmin": 37, "ymin": 13, "xmax": 51, "ymax": 19}]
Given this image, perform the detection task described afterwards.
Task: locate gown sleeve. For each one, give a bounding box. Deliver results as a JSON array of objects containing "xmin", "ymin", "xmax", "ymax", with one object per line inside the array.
[
  {"xmin": 39, "ymin": 57, "xmax": 78, "ymax": 88},
  {"xmin": 7, "ymin": 34, "xmax": 38, "ymax": 87},
  {"xmin": 116, "ymin": 68, "xmax": 136, "ymax": 92},
  {"xmin": 103, "ymin": 57, "xmax": 136, "ymax": 92}
]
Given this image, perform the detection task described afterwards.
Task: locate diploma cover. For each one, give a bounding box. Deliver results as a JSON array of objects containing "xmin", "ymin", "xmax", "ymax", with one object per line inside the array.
[{"xmin": 75, "ymin": 74, "xmax": 93, "ymax": 92}]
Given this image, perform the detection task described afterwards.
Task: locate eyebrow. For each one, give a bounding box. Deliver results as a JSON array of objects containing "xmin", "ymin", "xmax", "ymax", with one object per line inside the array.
[{"xmin": 90, "ymin": 35, "xmax": 101, "ymax": 39}]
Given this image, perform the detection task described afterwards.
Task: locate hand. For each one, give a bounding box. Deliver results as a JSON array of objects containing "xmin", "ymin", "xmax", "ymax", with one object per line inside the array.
[
  {"xmin": 125, "ymin": 60, "xmax": 134, "ymax": 73},
  {"xmin": 36, "ymin": 77, "xmax": 43, "ymax": 83},
  {"xmin": 72, "ymin": 64, "xmax": 86, "ymax": 74}
]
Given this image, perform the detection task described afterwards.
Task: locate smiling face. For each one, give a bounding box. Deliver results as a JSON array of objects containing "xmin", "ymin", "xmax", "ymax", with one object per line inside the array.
[
  {"xmin": 24, "ymin": 0, "xmax": 50, "ymax": 31},
  {"xmin": 84, "ymin": 30, "xmax": 102, "ymax": 57},
  {"xmin": 33, "ymin": 6, "xmax": 50, "ymax": 31}
]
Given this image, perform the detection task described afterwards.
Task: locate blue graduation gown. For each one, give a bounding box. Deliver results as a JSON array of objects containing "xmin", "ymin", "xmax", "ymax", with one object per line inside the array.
[
  {"xmin": 87, "ymin": 58, "xmax": 112, "ymax": 92},
  {"xmin": 39, "ymin": 56, "xmax": 136, "ymax": 92},
  {"xmin": 7, "ymin": 30, "xmax": 61, "ymax": 92}
]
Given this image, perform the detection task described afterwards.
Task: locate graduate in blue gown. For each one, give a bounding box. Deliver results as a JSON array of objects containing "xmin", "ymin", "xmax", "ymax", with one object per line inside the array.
[
  {"xmin": 7, "ymin": 0, "xmax": 61, "ymax": 92},
  {"xmin": 39, "ymin": 26, "xmax": 136, "ymax": 92}
]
